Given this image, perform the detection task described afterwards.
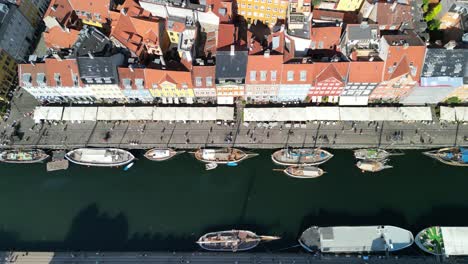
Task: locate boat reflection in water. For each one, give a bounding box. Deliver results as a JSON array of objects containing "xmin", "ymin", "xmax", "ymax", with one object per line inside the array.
[
  {"xmin": 283, "ymin": 166, "xmax": 325, "ymax": 179},
  {"xmin": 423, "ymin": 147, "xmax": 468, "ymax": 166},
  {"xmin": 197, "ymin": 230, "xmax": 280, "ymax": 252}
]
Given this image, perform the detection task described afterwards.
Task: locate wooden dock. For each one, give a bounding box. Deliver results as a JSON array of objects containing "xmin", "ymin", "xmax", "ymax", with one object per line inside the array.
[{"xmin": 46, "ymin": 150, "xmax": 69, "ymax": 171}]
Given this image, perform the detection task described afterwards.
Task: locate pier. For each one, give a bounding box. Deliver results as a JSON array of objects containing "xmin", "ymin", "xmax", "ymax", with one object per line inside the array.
[{"xmin": 1, "ymin": 251, "xmax": 464, "ymax": 264}]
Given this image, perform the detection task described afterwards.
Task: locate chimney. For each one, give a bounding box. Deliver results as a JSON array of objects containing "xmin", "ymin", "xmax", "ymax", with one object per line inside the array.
[
  {"xmin": 264, "ymin": 49, "xmax": 270, "ymax": 58},
  {"xmin": 230, "ymin": 44, "xmax": 235, "ymax": 56},
  {"xmin": 129, "ymin": 64, "xmax": 134, "ymax": 72}
]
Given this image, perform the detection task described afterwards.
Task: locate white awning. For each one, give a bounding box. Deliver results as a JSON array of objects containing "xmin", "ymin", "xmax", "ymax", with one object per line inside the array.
[
  {"xmin": 128, "ymin": 107, "xmax": 153, "ymax": 120},
  {"xmin": 96, "ymin": 107, "xmax": 113, "ymax": 120},
  {"xmin": 202, "ymin": 107, "xmax": 217, "ymax": 120},
  {"xmin": 188, "ymin": 107, "xmax": 203, "ymax": 121},
  {"xmin": 33, "ymin": 107, "xmax": 49, "ymax": 122},
  {"xmin": 455, "ymin": 107, "xmax": 468, "ymax": 121},
  {"xmin": 217, "ymin": 107, "xmax": 234, "ymax": 120},
  {"xmin": 83, "ymin": 107, "xmax": 98, "ymax": 121},
  {"xmin": 175, "ymin": 107, "xmax": 190, "ymax": 120},
  {"xmin": 440, "ymin": 107, "xmax": 456, "ymax": 121},
  {"xmin": 46, "ymin": 107, "xmax": 63, "ymax": 120},
  {"xmin": 217, "ymin": 96, "xmax": 234, "ymax": 105},
  {"xmin": 160, "ymin": 108, "xmax": 177, "ymax": 121},
  {"xmin": 306, "ymin": 107, "xmax": 340, "ymax": 120},
  {"xmin": 441, "ymin": 227, "xmax": 468, "ymax": 256},
  {"xmin": 340, "ymin": 107, "xmax": 370, "ymax": 121},
  {"xmin": 62, "ymin": 107, "xmax": 84, "ymax": 121}
]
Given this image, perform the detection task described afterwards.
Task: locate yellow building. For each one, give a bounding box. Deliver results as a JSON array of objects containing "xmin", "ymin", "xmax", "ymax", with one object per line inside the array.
[
  {"xmin": 336, "ymin": 0, "xmax": 364, "ymax": 11},
  {"xmin": 237, "ymin": 0, "xmax": 289, "ymax": 26},
  {"xmin": 0, "ymin": 49, "xmax": 17, "ymax": 103}
]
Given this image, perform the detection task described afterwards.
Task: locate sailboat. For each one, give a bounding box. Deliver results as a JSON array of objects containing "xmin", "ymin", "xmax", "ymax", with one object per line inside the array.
[{"xmin": 197, "ymin": 230, "xmax": 280, "ymax": 252}]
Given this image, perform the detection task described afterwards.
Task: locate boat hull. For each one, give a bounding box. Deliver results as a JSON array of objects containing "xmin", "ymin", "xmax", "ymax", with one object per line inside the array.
[
  {"xmin": 194, "ymin": 148, "xmax": 248, "ymax": 164},
  {"xmin": 272, "ymin": 148, "xmax": 333, "ymax": 166},
  {"xmin": 0, "ymin": 149, "xmax": 49, "ymax": 163},
  {"xmin": 144, "ymin": 148, "xmax": 180, "ymax": 161},
  {"xmin": 299, "ymin": 226, "xmax": 414, "ymax": 253},
  {"xmin": 197, "ymin": 230, "xmax": 260, "ymax": 252},
  {"xmin": 423, "ymin": 147, "xmax": 468, "ymax": 167},
  {"xmin": 65, "ymin": 148, "xmax": 135, "ymax": 167},
  {"xmin": 284, "ymin": 166, "xmax": 324, "ymax": 179}
]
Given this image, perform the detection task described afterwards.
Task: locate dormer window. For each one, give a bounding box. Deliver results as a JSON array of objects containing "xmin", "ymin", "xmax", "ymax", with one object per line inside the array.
[
  {"xmin": 72, "ymin": 74, "xmax": 79, "ymax": 86},
  {"xmin": 22, "ymin": 73, "xmax": 32, "ymax": 86},
  {"xmin": 135, "ymin": 78, "xmax": 144, "ymax": 89},
  {"xmin": 123, "ymin": 78, "xmax": 132, "ymax": 89},
  {"xmin": 36, "ymin": 73, "xmax": 46, "ymax": 86}
]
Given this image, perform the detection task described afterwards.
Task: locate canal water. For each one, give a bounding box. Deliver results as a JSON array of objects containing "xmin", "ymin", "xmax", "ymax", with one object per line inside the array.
[{"xmin": 0, "ymin": 149, "xmax": 467, "ymax": 252}]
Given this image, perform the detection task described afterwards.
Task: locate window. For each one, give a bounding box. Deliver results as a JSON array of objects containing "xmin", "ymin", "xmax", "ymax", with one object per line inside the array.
[
  {"xmin": 300, "ymin": 71, "xmax": 307, "ymax": 81},
  {"xmin": 287, "ymin": 71, "xmax": 294, "ymax": 81},
  {"xmin": 250, "ymin": 71, "xmax": 256, "ymax": 81},
  {"xmin": 206, "ymin": 76, "xmax": 213, "ymax": 86},
  {"xmin": 271, "ymin": 71, "xmax": 277, "ymax": 81},
  {"xmin": 260, "ymin": 71, "xmax": 267, "ymax": 81},
  {"xmin": 195, "ymin": 77, "xmax": 202, "ymax": 86}
]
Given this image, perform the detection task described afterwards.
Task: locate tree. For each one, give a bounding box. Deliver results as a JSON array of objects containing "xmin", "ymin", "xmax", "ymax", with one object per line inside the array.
[
  {"xmin": 425, "ymin": 3, "xmax": 442, "ymax": 22},
  {"xmin": 445, "ymin": 96, "xmax": 462, "ymax": 105},
  {"xmin": 428, "ymin": 19, "xmax": 441, "ymax": 30}
]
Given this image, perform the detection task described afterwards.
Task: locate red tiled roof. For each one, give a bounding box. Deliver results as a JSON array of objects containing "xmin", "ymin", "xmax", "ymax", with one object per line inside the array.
[
  {"xmin": 310, "ymin": 26, "xmax": 341, "ymax": 50},
  {"xmin": 111, "ymin": 14, "xmax": 161, "ymax": 57},
  {"xmin": 116, "ymin": 0, "xmax": 151, "ymax": 17},
  {"xmin": 44, "ymin": 58, "xmax": 82, "ymax": 87},
  {"xmin": 44, "ymin": 0, "xmax": 75, "ymax": 26},
  {"xmin": 217, "ymin": 23, "xmax": 236, "ymax": 50},
  {"xmin": 211, "ymin": 0, "xmax": 233, "ymax": 23},
  {"xmin": 389, "ymin": 56, "xmax": 410, "ymax": 80},
  {"xmin": 192, "ymin": 65, "xmax": 216, "ymax": 88},
  {"xmin": 18, "ymin": 63, "xmax": 47, "ymax": 87},
  {"xmin": 314, "ymin": 62, "xmax": 349, "ymax": 84},
  {"xmin": 246, "ymin": 54, "xmax": 284, "ymax": 84},
  {"xmin": 347, "ymin": 61, "xmax": 384, "ymax": 83},
  {"xmin": 144, "ymin": 69, "xmax": 193, "ymax": 89},
  {"xmin": 69, "ymin": 0, "xmax": 111, "ymax": 23},
  {"xmin": 312, "ymin": 9, "xmax": 357, "ymax": 23},
  {"xmin": 118, "ymin": 67, "xmax": 146, "ymax": 90},
  {"xmin": 281, "ymin": 63, "xmax": 315, "ymax": 83},
  {"xmin": 372, "ymin": 2, "xmax": 412, "ymax": 29},
  {"xmin": 44, "ymin": 26, "xmax": 80, "ymax": 49}
]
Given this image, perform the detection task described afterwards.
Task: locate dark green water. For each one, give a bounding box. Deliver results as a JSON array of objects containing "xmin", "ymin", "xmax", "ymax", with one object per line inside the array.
[{"xmin": 0, "ymin": 150, "xmax": 467, "ymax": 251}]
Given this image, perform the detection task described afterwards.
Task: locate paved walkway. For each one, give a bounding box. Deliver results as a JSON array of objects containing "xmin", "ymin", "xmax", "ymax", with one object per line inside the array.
[
  {"xmin": 2, "ymin": 251, "xmax": 465, "ymax": 264},
  {"xmin": 2, "ymin": 90, "xmax": 468, "ymax": 150}
]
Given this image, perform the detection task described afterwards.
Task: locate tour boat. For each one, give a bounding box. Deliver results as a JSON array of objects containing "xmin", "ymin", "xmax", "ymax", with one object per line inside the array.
[
  {"xmin": 299, "ymin": 226, "xmax": 414, "ymax": 253},
  {"xmin": 194, "ymin": 148, "xmax": 254, "ymax": 164},
  {"xmin": 356, "ymin": 160, "xmax": 392, "ymax": 172},
  {"xmin": 415, "ymin": 226, "xmax": 468, "ymax": 256},
  {"xmin": 0, "ymin": 149, "xmax": 49, "ymax": 163},
  {"xmin": 283, "ymin": 166, "xmax": 325, "ymax": 179},
  {"xmin": 354, "ymin": 148, "xmax": 391, "ymax": 160},
  {"xmin": 197, "ymin": 230, "xmax": 280, "ymax": 252},
  {"xmin": 423, "ymin": 147, "xmax": 468, "ymax": 167},
  {"xmin": 144, "ymin": 148, "xmax": 182, "ymax": 161},
  {"xmin": 205, "ymin": 162, "xmax": 218, "ymax": 170},
  {"xmin": 271, "ymin": 148, "xmax": 333, "ymax": 166},
  {"xmin": 65, "ymin": 148, "xmax": 135, "ymax": 167}
]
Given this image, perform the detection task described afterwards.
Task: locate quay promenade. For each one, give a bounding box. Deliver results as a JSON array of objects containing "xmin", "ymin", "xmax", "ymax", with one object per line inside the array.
[
  {"xmin": 1, "ymin": 251, "xmax": 466, "ymax": 264},
  {"xmin": 2, "ymin": 90, "xmax": 468, "ymax": 150}
]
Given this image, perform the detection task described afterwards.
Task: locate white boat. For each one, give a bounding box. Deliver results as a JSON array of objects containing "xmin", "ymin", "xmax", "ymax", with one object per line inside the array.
[
  {"xmin": 283, "ymin": 166, "xmax": 325, "ymax": 179},
  {"xmin": 205, "ymin": 162, "xmax": 218, "ymax": 170},
  {"xmin": 271, "ymin": 148, "xmax": 333, "ymax": 166},
  {"xmin": 356, "ymin": 160, "xmax": 392, "ymax": 172},
  {"xmin": 65, "ymin": 148, "xmax": 135, "ymax": 167},
  {"xmin": 299, "ymin": 226, "xmax": 414, "ymax": 253},
  {"xmin": 194, "ymin": 148, "xmax": 252, "ymax": 164},
  {"xmin": 144, "ymin": 148, "xmax": 182, "ymax": 161}
]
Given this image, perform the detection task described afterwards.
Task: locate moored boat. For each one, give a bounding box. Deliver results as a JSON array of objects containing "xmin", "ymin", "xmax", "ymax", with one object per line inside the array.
[
  {"xmin": 356, "ymin": 160, "xmax": 392, "ymax": 172},
  {"xmin": 415, "ymin": 226, "xmax": 468, "ymax": 256},
  {"xmin": 205, "ymin": 162, "xmax": 218, "ymax": 170},
  {"xmin": 197, "ymin": 230, "xmax": 280, "ymax": 252},
  {"xmin": 423, "ymin": 147, "xmax": 468, "ymax": 167},
  {"xmin": 354, "ymin": 148, "xmax": 391, "ymax": 160},
  {"xmin": 194, "ymin": 148, "xmax": 250, "ymax": 164},
  {"xmin": 65, "ymin": 148, "xmax": 135, "ymax": 167},
  {"xmin": 299, "ymin": 226, "xmax": 414, "ymax": 253},
  {"xmin": 144, "ymin": 148, "xmax": 182, "ymax": 161},
  {"xmin": 284, "ymin": 166, "xmax": 324, "ymax": 179},
  {"xmin": 0, "ymin": 149, "xmax": 49, "ymax": 163},
  {"xmin": 271, "ymin": 148, "xmax": 333, "ymax": 166}
]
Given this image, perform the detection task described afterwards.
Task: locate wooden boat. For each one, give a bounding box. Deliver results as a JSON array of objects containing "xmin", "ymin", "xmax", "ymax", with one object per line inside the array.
[
  {"xmin": 65, "ymin": 148, "xmax": 135, "ymax": 167},
  {"xmin": 144, "ymin": 148, "xmax": 182, "ymax": 161},
  {"xmin": 205, "ymin": 162, "xmax": 218, "ymax": 170},
  {"xmin": 423, "ymin": 147, "xmax": 468, "ymax": 167},
  {"xmin": 283, "ymin": 166, "xmax": 324, "ymax": 179},
  {"xmin": 354, "ymin": 148, "xmax": 391, "ymax": 160},
  {"xmin": 356, "ymin": 160, "xmax": 392, "ymax": 172},
  {"xmin": 194, "ymin": 148, "xmax": 253, "ymax": 164},
  {"xmin": 197, "ymin": 230, "xmax": 280, "ymax": 252},
  {"xmin": 0, "ymin": 149, "xmax": 49, "ymax": 163},
  {"xmin": 271, "ymin": 148, "xmax": 333, "ymax": 166}
]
